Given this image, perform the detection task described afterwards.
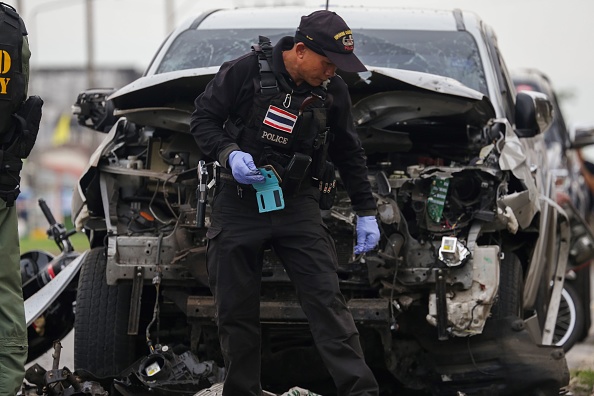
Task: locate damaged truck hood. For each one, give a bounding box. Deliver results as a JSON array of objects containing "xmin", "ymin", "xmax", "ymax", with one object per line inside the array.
[
  {"xmin": 108, "ymin": 67, "xmax": 219, "ymax": 133},
  {"xmin": 107, "ymin": 66, "xmax": 496, "ymax": 135},
  {"xmin": 348, "ymin": 67, "xmax": 496, "ymax": 154},
  {"xmin": 349, "ymin": 66, "xmax": 495, "ymax": 127}
]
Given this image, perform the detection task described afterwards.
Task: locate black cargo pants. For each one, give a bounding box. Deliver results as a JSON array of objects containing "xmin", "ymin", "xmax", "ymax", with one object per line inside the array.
[{"xmin": 206, "ymin": 178, "xmax": 378, "ymax": 396}]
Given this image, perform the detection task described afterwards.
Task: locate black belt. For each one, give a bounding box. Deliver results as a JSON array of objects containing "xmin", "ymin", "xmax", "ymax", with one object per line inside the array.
[
  {"xmin": 217, "ymin": 166, "xmax": 320, "ymax": 195},
  {"xmin": 217, "ymin": 167, "xmax": 256, "ymax": 191},
  {"xmin": 217, "ymin": 167, "xmax": 235, "ymax": 181}
]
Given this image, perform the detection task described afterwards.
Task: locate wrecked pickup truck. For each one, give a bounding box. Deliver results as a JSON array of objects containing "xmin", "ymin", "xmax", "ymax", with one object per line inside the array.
[{"xmin": 70, "ymin": 6, "xmax": 570, "ymax": 395}]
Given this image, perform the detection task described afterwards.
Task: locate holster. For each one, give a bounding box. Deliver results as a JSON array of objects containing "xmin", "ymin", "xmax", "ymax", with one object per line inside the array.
[
  {"xmin": 0, "ymin": 96, "xmax": 43, "ymax": 206},
  {"xmin": 281, "ymin": 152, "xmax": 312, "ymax": 196},
  {"xmin": 9, "ymin": 95, "xmax": 43, "ymax": 159},
  {"xmin": 262, "ymin": 148, "xmax": 312, "ymax": 196},
  {"xmin": 310, "ymin": 127, "xmax": 329, "ymax": 179}
]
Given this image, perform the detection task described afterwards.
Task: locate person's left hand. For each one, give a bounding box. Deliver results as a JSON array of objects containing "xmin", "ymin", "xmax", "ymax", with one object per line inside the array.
[{"xmin": 354, "ymin": 215, "xmax": 380, "ymax": 254}]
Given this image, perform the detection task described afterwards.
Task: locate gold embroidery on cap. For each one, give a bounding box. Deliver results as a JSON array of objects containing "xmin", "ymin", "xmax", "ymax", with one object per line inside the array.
[{"xmin": 333, "ymin": 30, "xmax": 352, "ymax": 40}]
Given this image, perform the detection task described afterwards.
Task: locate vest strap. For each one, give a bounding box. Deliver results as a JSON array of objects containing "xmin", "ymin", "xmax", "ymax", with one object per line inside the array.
[{"xmin": 254, "ymin": 37, "xmax": 279, "ymax": 95}]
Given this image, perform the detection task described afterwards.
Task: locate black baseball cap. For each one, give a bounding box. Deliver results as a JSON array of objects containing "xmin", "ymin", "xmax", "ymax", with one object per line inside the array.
[{"xmin": 295, "ymin": 10, "xmax": 367, "ymax": 73}]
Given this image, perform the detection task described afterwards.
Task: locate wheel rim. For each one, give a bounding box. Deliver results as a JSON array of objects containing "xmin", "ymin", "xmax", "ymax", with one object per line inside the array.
[{"xmin": 554, "ymin": 287, "xmax": 577, "ymax": 346}]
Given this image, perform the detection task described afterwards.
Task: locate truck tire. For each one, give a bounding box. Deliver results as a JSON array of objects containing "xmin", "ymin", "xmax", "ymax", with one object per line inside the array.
[
  {"xmin": 74, "ymin": 247, "xmax": 139, "ymax": 377},
  {"xmin": 553, "ymin": 282, "xmax": 585, "ymax": 352},
  {"xmin": 491, "ymin": 251, "xmax": 524, "ymax": 318}
]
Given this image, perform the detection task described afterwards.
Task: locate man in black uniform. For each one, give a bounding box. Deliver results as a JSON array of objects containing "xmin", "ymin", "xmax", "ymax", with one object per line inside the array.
[{"xmin": 191, "ymin": 10, "xmax": 380, "ymax": 396}]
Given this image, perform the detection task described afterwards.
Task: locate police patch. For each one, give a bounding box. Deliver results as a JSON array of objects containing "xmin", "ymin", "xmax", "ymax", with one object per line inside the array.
[{"xmin": 263, "ymin": 105, "xmax": 297, "ymax": 134}]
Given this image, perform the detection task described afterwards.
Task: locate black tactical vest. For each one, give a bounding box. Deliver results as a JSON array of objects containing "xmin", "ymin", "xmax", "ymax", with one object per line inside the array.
[
  {"xmin": 226, "ymin": 37, "xmax": 330, "ymax": 187},
  {"xmin": 0, "ymin": 3, "xmax": 35, "ymax": 206},
  {"xmin": 0, "ymin": 2, "xmax": 28, "ymax": 139}
]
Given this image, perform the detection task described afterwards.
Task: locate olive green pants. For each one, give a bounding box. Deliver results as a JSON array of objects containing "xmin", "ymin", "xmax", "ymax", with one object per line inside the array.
[{"xmin": 0, "ymin": 198, "xmax": 27, "ymax": 396}]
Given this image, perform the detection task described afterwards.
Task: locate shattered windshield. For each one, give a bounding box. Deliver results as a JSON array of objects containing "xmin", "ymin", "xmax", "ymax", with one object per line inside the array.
[{"xmin": 156, "ymin": 28, "xmax": 487, "ymax": 95}]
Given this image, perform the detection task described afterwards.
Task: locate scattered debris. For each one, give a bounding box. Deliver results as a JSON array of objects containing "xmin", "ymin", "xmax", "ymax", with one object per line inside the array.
[
  {"xmin": 22, "ymin": 341, "xmax": 224, "ymax": 396},
  {"xmin": 195, "ymin": 383, "xmax": 321, "ymax": 396}
]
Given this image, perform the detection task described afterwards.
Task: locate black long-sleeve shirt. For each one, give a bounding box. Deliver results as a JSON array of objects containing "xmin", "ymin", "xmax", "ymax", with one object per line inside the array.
[{"xmin": 190, "ymin": 36, "xmax": 376, "ymax": 215}]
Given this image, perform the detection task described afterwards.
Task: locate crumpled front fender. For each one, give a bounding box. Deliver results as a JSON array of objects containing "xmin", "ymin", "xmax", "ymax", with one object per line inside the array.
[{"xmin": 498, "ymin": 119, "xmax": 543, "ymax": 229}]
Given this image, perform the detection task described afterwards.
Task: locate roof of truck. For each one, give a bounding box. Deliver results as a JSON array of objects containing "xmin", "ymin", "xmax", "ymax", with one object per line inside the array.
[{"xmin": 182, "ymin": 6, "xmax": 483, "ymax": 32}]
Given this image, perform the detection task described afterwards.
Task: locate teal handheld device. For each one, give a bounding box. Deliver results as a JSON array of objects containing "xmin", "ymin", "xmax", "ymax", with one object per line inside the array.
[{"xmin": 253, "ymin": 166, "xmax": 285, "ymax": 213}]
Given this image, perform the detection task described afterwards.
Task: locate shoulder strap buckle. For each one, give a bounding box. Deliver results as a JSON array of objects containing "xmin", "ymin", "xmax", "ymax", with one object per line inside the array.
[{"xmin": 253, "ymin": 36, "xmax": 278, "ymax": 94}]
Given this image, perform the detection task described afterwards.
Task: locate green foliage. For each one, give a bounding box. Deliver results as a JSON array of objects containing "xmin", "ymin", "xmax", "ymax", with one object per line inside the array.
[
  {"xmin": 575, "ymin": 370, "xmax": 594, "ymax": 387},
  {"xmin": 569, "ymin": 370, "xmax": 594, "ymax": 395}
]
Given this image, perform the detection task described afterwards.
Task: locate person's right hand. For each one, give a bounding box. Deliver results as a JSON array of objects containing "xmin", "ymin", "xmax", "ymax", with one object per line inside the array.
[{"xmin": 228, "ymin": 151, "xmax": 265, "ymax": 184}]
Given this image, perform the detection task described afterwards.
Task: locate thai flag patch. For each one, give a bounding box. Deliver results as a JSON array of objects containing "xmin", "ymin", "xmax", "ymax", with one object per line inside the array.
[{"xmin": 263, "ymin": 105, "xmax": 297, "ymax": 134}]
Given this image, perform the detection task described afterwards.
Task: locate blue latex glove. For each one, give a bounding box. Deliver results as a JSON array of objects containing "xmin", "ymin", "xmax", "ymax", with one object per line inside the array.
[
  {"xmin": 354, "ymin": 215, "xmax": 380, "ymax": 254},
  {"xmin": 228, "ymin": 151, "xmax": 266, "ymax": 184}
]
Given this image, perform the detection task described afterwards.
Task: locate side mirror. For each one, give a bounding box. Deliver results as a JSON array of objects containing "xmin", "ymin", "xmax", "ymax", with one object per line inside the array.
[
  {"xmin": 570, "ymin": 125, "xmax": 594, "ymax": 149},
  {"xmin": 514, "ymin": 91, "xmax": 553, "ymax": 138},
  {"xmin": 72, "ymin": 88, "xmax": 117, "ymax": 133}
]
